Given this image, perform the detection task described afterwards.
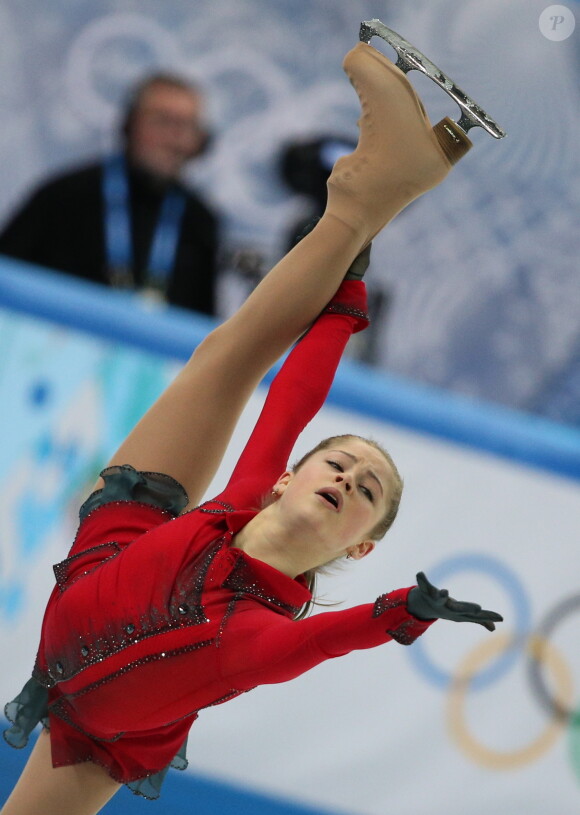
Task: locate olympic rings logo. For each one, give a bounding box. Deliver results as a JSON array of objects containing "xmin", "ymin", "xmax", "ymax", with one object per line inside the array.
[{"xmin": 407, "ymin": 554, "xmax": 580, "ymax": 777}]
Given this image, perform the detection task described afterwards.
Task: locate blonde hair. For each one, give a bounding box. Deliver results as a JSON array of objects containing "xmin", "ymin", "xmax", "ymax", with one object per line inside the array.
[{"xmin": 288, "ymin": 434, "xmax": 404, "ymax": 619}]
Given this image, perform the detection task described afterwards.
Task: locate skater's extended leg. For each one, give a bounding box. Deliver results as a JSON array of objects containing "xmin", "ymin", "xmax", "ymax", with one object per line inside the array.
[
  {"xmin": 99, "ymin": 42, "xmax": 458, "ymax": 508},
  {"xmin": 100, "ymin": 215, "xmax": 365, "ymax": 508},
  {"xmin": 1, "ymin": 730, "xmax": 121, "ymax": 815}
]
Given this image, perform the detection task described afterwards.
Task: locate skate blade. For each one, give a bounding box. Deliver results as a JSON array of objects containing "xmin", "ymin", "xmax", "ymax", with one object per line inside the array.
[{"xmin": 359, "ymin": 19, "xmax": 506, "ymax": 140}]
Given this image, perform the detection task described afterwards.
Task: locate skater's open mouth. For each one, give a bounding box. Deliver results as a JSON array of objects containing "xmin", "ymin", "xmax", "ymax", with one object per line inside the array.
[{"xmin": 315, "ymin": 488, "xmax": 343, "ymax": 511}]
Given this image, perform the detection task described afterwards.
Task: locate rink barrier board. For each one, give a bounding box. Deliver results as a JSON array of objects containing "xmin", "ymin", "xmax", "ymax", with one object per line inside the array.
[{"xmin": 1, "ymin": 257, "xmax": 579, "ymax": 483}]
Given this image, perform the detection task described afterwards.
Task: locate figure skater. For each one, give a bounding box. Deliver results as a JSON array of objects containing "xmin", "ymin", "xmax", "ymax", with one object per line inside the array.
[{"xmin": 2, "ymin": 24, "xmax": 505, "ymax": 815}]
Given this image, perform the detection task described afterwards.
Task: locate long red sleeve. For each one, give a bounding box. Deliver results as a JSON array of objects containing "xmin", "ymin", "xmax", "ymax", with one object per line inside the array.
[
  {"xmin": 214, "ymin": 280, "xmax": 370, "ymax": 509},
  {"xmin": 218, "ymin": 586, "xmax": 434, "ymax": 691}
]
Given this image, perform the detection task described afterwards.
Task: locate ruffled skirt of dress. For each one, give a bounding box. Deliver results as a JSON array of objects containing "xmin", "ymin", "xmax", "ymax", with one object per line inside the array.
[{"xmin": 3, "ymin": 465, "xmax": 191, "ymax": 799}]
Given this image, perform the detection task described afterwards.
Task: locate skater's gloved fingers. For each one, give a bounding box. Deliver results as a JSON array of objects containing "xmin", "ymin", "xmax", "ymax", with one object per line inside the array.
[
  {"xmin": 416, "ymin": 571, "xmax": 443, "ymax": 600},
  {"xmin": 452, "ymin": 606, "xmax": 503, "ymax": 622},
  {"xmin": 446, "ymin": 598, "xmax": 482, "ymax": 613},
  {"xmin": 454, "ymin": 609, "xmax": 504, "ymax": 627}
]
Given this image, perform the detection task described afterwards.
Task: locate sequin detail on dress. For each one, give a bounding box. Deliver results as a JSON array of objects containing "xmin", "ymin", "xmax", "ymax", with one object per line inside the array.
[
  {"xmin": 35, "ymin": 601, "xmax": 207, "ymax": 687},
  {"xmin": 197, "ymin": 499, "xmax": 236, "ymax": 514},
  {"xmin": 37, "ymin": 540, "xmax": 227, "ymax": 687},
  {"xmin": 62, "ymin": 640, "xmax": 215, "ymax": 701},
  {"xmin": 386, "ymin": 620, "xmax": 417, "ymax": 645},
  {"xmin": 223, "ymin": 557, "xmax": 303, "ymax": 617},
  {"xmin": 170, "ymin": 538, "xmax": 225, "ymax": 624},
  {"xmin": 372, "ymin": 592, "xmax": 405, "ymax": 617},
  {"xmin": 49, "ymin": 697, "xmax": 126, "ymax": 743},
  {"xmin": 373, "ymin": 592, "xmax": 418, "ymax": 645},
  {"xmin": 53, "ymin": 542, "xmax": 121, "ymax": 590},
  {"xmin": 215, "ymin": 596, "xmax": 238, "ymax": 647},
  {"xmin": 323, "ymin": 302, "xmax": 370, "ymax": 323}
]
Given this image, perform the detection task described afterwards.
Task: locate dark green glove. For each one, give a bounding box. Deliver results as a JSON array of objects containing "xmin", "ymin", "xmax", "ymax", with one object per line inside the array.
[
  {"xmin": 345, "ymin": 242, "xmax": 372, "ymax": 280},
  {"xmin": 407, "ymin": 571, "xmax": 503, "ymax": 631}
]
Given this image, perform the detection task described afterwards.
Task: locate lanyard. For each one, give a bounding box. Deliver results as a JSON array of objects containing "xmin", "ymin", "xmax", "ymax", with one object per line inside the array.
[{"xmin": 102, "ymin": 154, "xmax": 186, "ymax": 295}]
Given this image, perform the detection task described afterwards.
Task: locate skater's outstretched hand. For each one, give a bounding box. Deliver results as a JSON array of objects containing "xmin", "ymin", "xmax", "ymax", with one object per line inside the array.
[{"xmin": 407, "ymin": 572, "xmax": 503, "ymax": 631}]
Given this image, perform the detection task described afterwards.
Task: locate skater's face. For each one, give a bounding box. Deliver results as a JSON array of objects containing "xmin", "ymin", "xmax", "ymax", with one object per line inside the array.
[{"xmin": 272, "ymin": 438, "xmax": 395, "ymax": 563}]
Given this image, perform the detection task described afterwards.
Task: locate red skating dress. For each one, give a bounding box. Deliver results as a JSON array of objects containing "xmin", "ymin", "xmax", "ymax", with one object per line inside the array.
[{"xmin": 4, "ymin": 281, "xmax": 434, "ymax": 798}]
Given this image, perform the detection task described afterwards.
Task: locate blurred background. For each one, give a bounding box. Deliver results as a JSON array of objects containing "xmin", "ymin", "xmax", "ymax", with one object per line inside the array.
[
  {"xmin": 0, "ymin": 1, "xmax": 579, "ymax": 814},
  {"xmin": 0, "ymin": 0, "xmax": 578, "ymax": 420}
]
